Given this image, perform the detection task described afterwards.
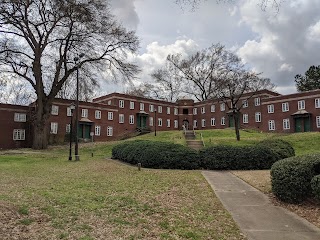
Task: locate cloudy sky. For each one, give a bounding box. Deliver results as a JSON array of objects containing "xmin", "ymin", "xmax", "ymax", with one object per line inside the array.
[{"xmin": 106, "ymin": 0, "xmax": 320, "ymax": 95}]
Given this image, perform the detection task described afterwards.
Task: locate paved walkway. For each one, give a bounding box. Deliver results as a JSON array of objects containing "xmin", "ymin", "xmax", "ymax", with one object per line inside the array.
[{"xmin": 202, "ymin": 171, "xmax": 320, "ymax": 240}]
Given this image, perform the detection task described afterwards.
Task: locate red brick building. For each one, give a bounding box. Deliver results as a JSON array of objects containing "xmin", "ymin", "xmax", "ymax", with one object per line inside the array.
[{"xmin": 1, "ymin": 89, "xmax": 319, "ymax": 149}]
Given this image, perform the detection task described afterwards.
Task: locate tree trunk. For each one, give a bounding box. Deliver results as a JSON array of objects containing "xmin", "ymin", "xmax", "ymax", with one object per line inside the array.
[{"xmin": 234, "ymin": 112, "xmax": 240, "ymax": 141}]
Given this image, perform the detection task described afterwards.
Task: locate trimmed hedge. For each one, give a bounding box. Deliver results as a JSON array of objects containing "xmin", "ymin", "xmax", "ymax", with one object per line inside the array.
[
  {"xmin": 199, "ymin": 145, "xmax": 278, "ymax": 170},
  {"xmin": 311, "ymin": 175, "xmax": 320, "ymax": 201},
  {"xmin": 256, "ymin": 139, "xmax": 295, "ymax": 160},
  {"xmin": 271, "ymin": 154, "xmax": 320, "ymax": 203},
  {"xmin": 112, "ymin": 140, "xmax": 199, "ymax": 169}
]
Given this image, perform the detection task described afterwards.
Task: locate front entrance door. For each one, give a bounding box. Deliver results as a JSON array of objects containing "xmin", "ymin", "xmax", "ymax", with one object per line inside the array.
[
  {"xmin": 304, "ymin": 118, "xmax": 311, "ymax": 132},
  {"xmin": 229, "ymin": 116, "xmax": 234, "ymax": 128},
  {"xmin": 137, "ymin": 115, "xmax": 147, "ymax": 128},
  {"xmin": 78, "ymin": 124, "xmax": 91, "ymax": 138},
  {"xmin": 295, "ymin": 118, "xmax": 302, "ymax": 132},
  {"xmin": 183, "ymin": 120, "xmax": 189, "ymax": 130}
]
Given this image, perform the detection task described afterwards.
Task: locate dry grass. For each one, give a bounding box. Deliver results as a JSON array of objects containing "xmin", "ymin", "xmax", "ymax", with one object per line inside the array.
[{"xmin": 232, "ymin": 170, "xmax": 320, "ymax": 229}]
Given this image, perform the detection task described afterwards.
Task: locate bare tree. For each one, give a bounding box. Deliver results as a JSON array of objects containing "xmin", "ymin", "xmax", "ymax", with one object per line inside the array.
[{"xmin": 0, "ymin": 0, "xmax": 139, "ymax": 149}]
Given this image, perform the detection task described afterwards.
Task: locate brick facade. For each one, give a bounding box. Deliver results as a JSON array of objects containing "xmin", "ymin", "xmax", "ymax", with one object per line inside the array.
[{"xmin": 1, "ymin": 89, "xmax": 319, "ymax": 149}]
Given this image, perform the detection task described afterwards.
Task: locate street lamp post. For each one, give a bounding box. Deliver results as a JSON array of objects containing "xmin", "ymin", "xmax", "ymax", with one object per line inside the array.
[
  {"xmin": 68, "ymin": 103, "xmax": 75, "ymax": 161},
  {"xmin": 154, "ymin": 109, "xmax": 157, "ymax": 136},
  {"xmin": 74, "ymin": 53, "xmax": 84, "ymax": 161}
]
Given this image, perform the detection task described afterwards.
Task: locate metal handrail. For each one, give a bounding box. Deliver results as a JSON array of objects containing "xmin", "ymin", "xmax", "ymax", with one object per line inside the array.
[{"xmin": 200, "ymin": 132, "xmax": 205, "ymax": 147}]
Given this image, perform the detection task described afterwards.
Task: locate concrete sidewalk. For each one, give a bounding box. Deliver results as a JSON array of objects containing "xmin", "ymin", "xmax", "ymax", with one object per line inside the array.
[{"xmin": 202, "ymin": 171, "xmax": 320, "ymax": 240}]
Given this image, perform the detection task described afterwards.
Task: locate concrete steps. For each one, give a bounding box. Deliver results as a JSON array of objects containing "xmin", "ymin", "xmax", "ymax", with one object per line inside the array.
[{"xmin": 184, "ymin": 130, "xmax": 204, "ymax": 150}]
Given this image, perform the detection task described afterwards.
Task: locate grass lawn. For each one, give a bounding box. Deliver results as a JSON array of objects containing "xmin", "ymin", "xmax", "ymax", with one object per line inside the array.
[{"xmin": 0, "ymin": 142, "xmax": 245, "ymax": 240}]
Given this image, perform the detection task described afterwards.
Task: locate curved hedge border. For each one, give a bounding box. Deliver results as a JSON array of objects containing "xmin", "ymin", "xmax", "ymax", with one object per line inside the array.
[
  {"xmin": 311, "ymin": 175, "xmax": 320, "ymax": 201},
  {"xmin": 112, "ymin": 140, "xmax": 199, "ymax": 169},
  {"xmin": 256, "ymin": 139, "xmax": 295, "ymax": 160},
  {"xmin": 271, "ymin": 154, "xmax": 320, "ymax": 203}
]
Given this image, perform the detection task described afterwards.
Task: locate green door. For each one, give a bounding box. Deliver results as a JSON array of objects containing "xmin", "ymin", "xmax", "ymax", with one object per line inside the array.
[
  {"xmin": 84, "ymin": 125, "xmax": 91, "ymax": 138},
  {"xmin": 78, "ymin": 124, "xmax": 83, "ymax": 138},
  {"xmin": 295, "ymin": 118, "xmax": 302, "ymax": 132},
  {"xmin": 304, "ymin": 118, "xmax": 311, "ymax": 132},
  {"xmin": 137, "ymin": 116, "xmax": 147, "ymax": 128},
  {"xmin": 229, "ymin": 116, "xmax": 234, "ymax": 128}
]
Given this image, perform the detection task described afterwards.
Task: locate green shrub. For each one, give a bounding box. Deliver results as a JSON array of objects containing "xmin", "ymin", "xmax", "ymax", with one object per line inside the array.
[
  {"xmin": 271, "ymin": 154, "xmax": 320, "ymax": 203},
  {"xmin": 199, "ymin": 145, "xmax": 278, "ymax": 170},
  {"xmin": 256, "ymin": 139, "xmax": 295, "ymax": 159},
  {"xmin": 311, "ymin": 175, "xmax": 320, "ymax": 200},
  {"xmin": 112, "ymin": 140, "xmax": 199, "ymax": 170}
]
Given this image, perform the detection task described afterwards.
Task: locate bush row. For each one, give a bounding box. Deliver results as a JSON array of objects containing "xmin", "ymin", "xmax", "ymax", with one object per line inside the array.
[
  {"xmin": 112, "ymin": 138, "xmax": 295, "ymax": 171},
  {"xmin": 271, "ymin": 154, "xmax": 320, "ymax": 203}
]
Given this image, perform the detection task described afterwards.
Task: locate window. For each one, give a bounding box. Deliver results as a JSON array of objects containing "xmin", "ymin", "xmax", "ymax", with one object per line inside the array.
[
  {"xmin": 119, "ymin": 114, "xmax": 124, "ymax": 123},
  {"xmin": 201, "ymin": 119, "xmax": 206, "ymax": 127},
  {"xmin": 51, "ymin": 105, "xmax": 59, "ymax": 115},
  {"xmin": 298, "ymin": 100, "xmax": 305, "ymax": 110},
  {"xmin": 167, "ymin": 119, "xmax": 170, "ymax": 127},
  {"xmin": 174, "ymin": 108, "xmax": 178, "ymax": 115},
  {"xmin": 81, "ymin": 109, "xmax": 88, "ymax": 118},
  {"xmin": 108, "ymin": 112, "xmax": 113, "ymax": 120},
  {"xmin": 140, "ymin": 103, "xmax": 144, "ymax": 111},
  {"xmin": 129, "ymin": 115, "xmax": 134, "ymax": 124},
  {"xmin": 130, "ymin": 101, "xmax": 135, "ymax": 110},
  {"xmin": 50, "ymin": 122, "xmax": 58, "ymax": 134},
  {"xmin": 283, "ymin": 119, "xmax": 290, "ymax": 130},
  {"xmin": 242, "ymin": 100, "xmax": 248, "ymax": 108},
  {"xmin": 149, "ymin": 117, "xmax": 154, "ymax": 126},
  {"xmin": 267, "ymin": 104, "xmax": 274, "ymax": 113},
  {"xmin": 108, "ymin": 100, "xmax": 112, "ymax": 105},
  {"xmin": 149, "ymin": 104, "xmax": 154, "ymax": 112},
  {"xmin": 211, "ymin": 105, "xmax": 215, "ymax": 112},
  {"xmin": 13, "ymin": 129, "xmax": 25, "ymax": 140},
  {"xmin": 183, "ymin": 109, "xmax": 188, "ymax": 114},
  {"xmin": 243, "ymin": 114, "xmax": 248, "ymax": 124},
  {"xmin": 67, "ymin": 107, "xmax": 72, "ymax": 117},
  {"xmin": 119, "ymin": 100, "xmax": 124, "ymax": 108},
  {"xmin": 193, "ymin": 120, "xmax": 197, "ymax": 128},
  {"xmin": 268, "ymin": 120, "xmax": 275, "ymax": 131},
  {"xmin": 95, "ymin": 110, "xmax": 101, "ymax": 119},
  {"xmin": 282, "ymin": 102, "xmax": 289, "ymax": 112},
  {"xmin": 107, "ymin": 126, "xmax": 113, "ymax": 136},
  {"xmin": 255, "ymin": 112, "xmax": 261, "ymax": 122},
  {"xmin": 95, "ymin": 125, "xmax": 101, "ymax": 136},
  {"xmin": 14, "ymin": 113, "xmax": 26, "ymax": 122},
  {"xmin": 220, "ymin": 103, "xmax": 225, "ymax": 112},
  {"xmin": 201, "ymin": 107, "xmax": 205, "ymax": 114},
  {"xmin": 254, "ymin": 97, "xmax": 261, "ymax": 106},
  {"xmin": 167, "ymin": 107, "xmax": 170, "ymax": 115},
  {"xmin": 174, "ymin": 120, "xmax": 178, "ymax": 128},
  {"xmin": 193, "ymin": 108, "xmax": 197, "ymax": 115},
  {"xmin": 211, "ymin": 118, "xmax": 216, "ymax": 126},
  {"xmin": 221, "ymin": 117, "xmax": 225, "ymax": 126},
  {"xmin": 158, "ymin": 106, "xmax": 162, "ymax": 113},
  {"xmin": 315, "ymin": 99, "xmax": 320, "ymax": 108},
  {"xmin": 158, "ymin": 118, "xmax": 162, "ymax": 126},
  {"xmin": 66, "ymin": 124, "xmax": 71, "ymax": 133},
  {"xmin": 316, "ymin": 116, "xmax": 320, "ymax": 128}
]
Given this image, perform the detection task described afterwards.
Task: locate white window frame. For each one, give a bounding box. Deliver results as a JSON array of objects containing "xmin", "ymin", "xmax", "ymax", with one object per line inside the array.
[
  {"xmin": 51, "ymin": 105, "xmax": 59, "ymax": 115},
  {"xmin": 149, "ymin": 104, "xmax": 154, "ymax": 112},
  {"xmin": 254, "ymin": 97, "xmax": 261, "ymax": 106},
  {"xmin": 201, "ymin": 119, "xmax": 206, "ymax": 127},
  {"xmin": 221, "ymin": 117, "xmax": 225, "ymax": 126},
  {"xmin": 50, "ymin": 122, "xmax": 58, "ymax": 134},
  {"xmin": 149, "ymin": 117, "xmax": 154, "ymax": 126},
  {"xmin": 283, "ymin": 119, "xmax": 290, "ymax": 130},
  {"xmin": 243, "ymin": 114, "xmax": 249, "ymax": 124},
  {"xmin": 211, "ymin": 105, "xmax": 215, "ymax": 112},
  {"xmin": 193, "ymin": 120, "xmax": 197, "ymax": 128},
  {"xmin": 174, "ymin": 120, "xmax": 178, "ymax": 128},
  {"xmin": 267, "ymin": 104, "xmax": 274, "ymax": 113},
  {"xmin": 242, "ymin": 100, "xmax": 248, "ymax": 108},
  {"xmin": 130, "ymin": 101, "xmax": 135, "ymax": 110},
  {"xmin": 166, "ymin": 107, "xmax": 170, "ymax": 115},
  {"xmin": 158, "ymin": 118, "xmax": 162, "ymax": 126},
  {"xmin": 66, "ymin": 124, "xmax": 71, "ymax": 133},
  {"xmin": 13, "ymin": 129, "xmax": 25, "ymax": 140},
  {"xmin": 316, "ymin": 116, "xmax": 320, "ymax": 128},
  {"xmin": 119, "ymin": 100, "xmax": 124, "ymax": 108},
  {"xmin": 108, "ymin": 112, "xmax": 113, "ymax": 120},
  {"xmin": 81, "ymin": 109, "xmax": 88, "ymax": 118},
  {"xmin": 129, "ymin": 115, "xmax": 134, "ymax": 125},
  {"xmin": 298, "ymin": 100, "xmax": 305, "ymax": 110},
  {"xmin": 119, "ymin": 114, "xmax": 124, "ymax": 123},
  {"xmin": 211, "ymin": 118, "xmax": 216, "ymax": 126},
  {"xmin": 282, "ymin": 102, "xmax": 289, "ymax": 112},
  {"xmin": 107, "ymin": 126, "xmax": 113, "ymax": 136},
  {"xmin": 255, "ymin": 112, "xmax": 261, "ymax": 123},
  {"xmin": 95, "ymin": 125, "xmax": 101, "ymax": 136},
  {"xmin": 174, "ymin": 108, "xmax": 178, "ymax": 115},
  {"xmin": 158, "ymin": 106, "xmax": 162, "ymax": 113},
  {"xmin": 268, "ymin": 120, "xmax": 275, "ymax": 131},
  {"xmin": 167, "ymin": 119, "xmax": 170, "ymax": 127},
  {"xmin": 193, "ymin": 108, "xmax": 197, "ymax": 115},
  {"xmin": 201, "ymin": 107, "xmax": 205, "ymax": 114},
  {"xmin": 220, "ymin": 103, "xmax": 225, "ymax": 112},
  {"xmin": 315, "ymin": 99, "xmax": 320, "ymax": 108},
  {"xmin": 95, "ymin": 110, "xmax": 101, "ymax": 119},
  {"xmin": 67, "ymin": 107, "xmax": 72, "ymax": 117},
  {"xmin": 14, "ymin": 113, "xmax": 27, "ymax": 122},
  {"xmin": 140, "ymin": 103, "xmax": 144, "ymax": 111}
]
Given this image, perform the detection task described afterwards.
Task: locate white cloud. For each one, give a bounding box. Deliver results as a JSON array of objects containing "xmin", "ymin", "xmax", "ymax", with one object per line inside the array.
[
  {"xmin": 109, "ymin": 0, "xmax": 140, "ymax": 30},
  {"xmin": 307, "ymin": 21, "xmax": 320, "ymax": 42}
]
